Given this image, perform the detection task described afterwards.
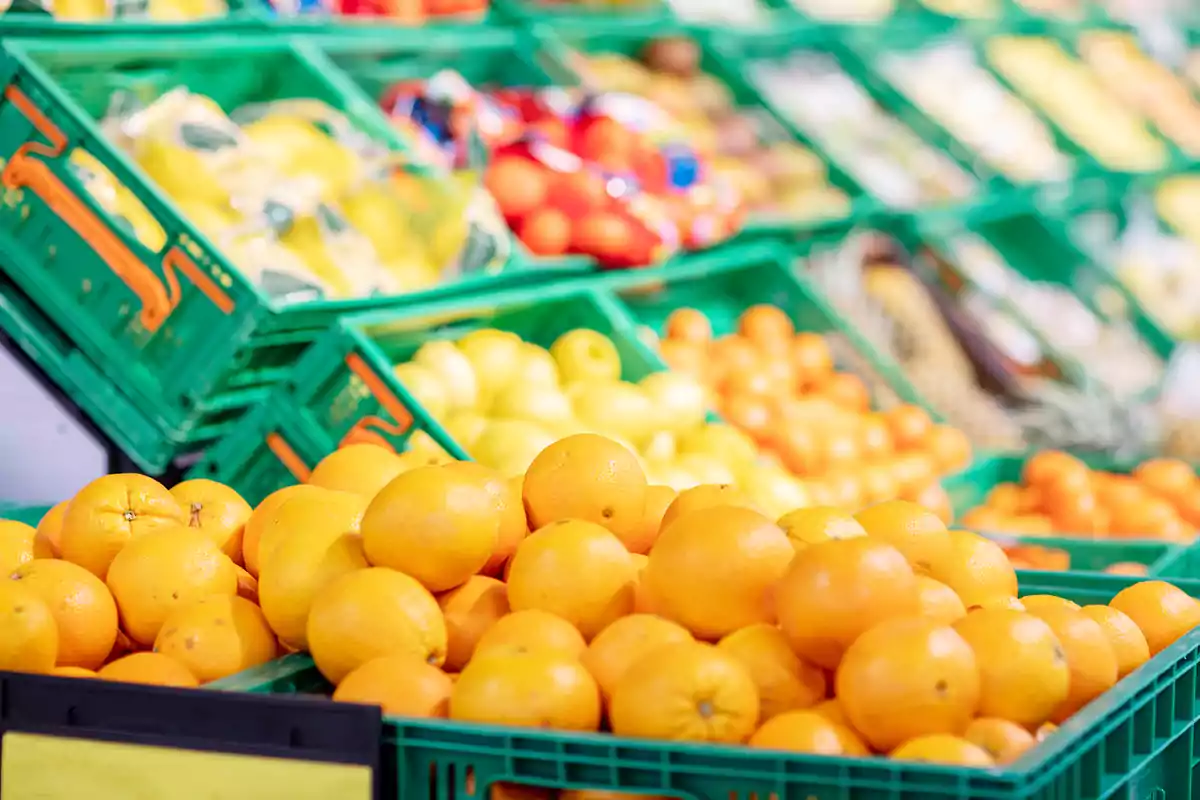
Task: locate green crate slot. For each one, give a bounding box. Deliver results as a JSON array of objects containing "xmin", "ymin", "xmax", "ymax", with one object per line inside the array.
[
  {"xmin": 0, "ymin": 504, "xmax": 52, "ymax": 526},
  {"xmin": 0, "ymin": 33, "xmax": 588, "ymax": 471},
  {"xmin": 490, "ymin": 0, "xmax": 673, "ymax": 25},
  {"xmin": 211, "ymin": 573, "xmax": 1200, "ymax": 800},
  {"xmin": 542, "ymin": 18, "xmax": 872, "ymax": 236}
]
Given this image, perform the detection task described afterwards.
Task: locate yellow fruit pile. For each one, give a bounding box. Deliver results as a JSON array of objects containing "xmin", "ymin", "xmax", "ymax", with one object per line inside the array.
[
  {"xmin": 6, "ymin": 433, "xmax": 1197, "ymax": 773},
  {"xmin": 0, "ymin": 477, "xmax": 275, "ymax": 685}
]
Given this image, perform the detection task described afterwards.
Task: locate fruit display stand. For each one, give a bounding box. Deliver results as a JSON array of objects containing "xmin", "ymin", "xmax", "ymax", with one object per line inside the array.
[
  {"xmin": 189, "ymin": 241, "xmax": 938, "ymax": 504},
  {"xmin": 207, "ymin": 572, "xmax": 1200, "ymax": 800},
  {"xmin": 0, "ymin": 31, "xmax": 587, "ymax": 475},
  {"xmin": 0, "ymin": 4, "xmax": 263, "ymax": 36}
]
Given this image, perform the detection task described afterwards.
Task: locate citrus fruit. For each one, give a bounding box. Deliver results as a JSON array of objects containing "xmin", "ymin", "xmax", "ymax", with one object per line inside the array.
[
  {"xmin": 623, "ymin": 485, "xmax": 677, "ymax": 555},
  {"xmin": 154, "ymin": 595, "xmax": 277, "ymax": 683},
  {"xmin": 241, "ymin": 484, "xmax": 332, "ymax": 578},
  {"xmin": 963, "ymin": 718, "xmax": 1036, "ymax": 765},
  {"xmin": 10, "ymin": 558, "xmax": 117, "ymax": 670},
  {"xmin": 307, "ymin": 444, "xmax": 409, "ymax": 499},
  {"xmin": 33, "ymin": 501, "xmax": 69, "ymax": 559},
  {"xmin": 105, "ymin": 528, "xmax": 238, "ymax": 647},
  {"xmin": 776, "ymin": 537, "xmax": 919, "ymax": 670},
  {"xmin": 333, "ymin": 654, "xmax": 454, "ymax": 718},
  {"xmin": 307, "ymin": 567, "xmax": 448, "ymax": 684},
  {"xmin": 747, "ymin": 710, "xmax": 845, "ymax": 755},
  {"xmin": 915, "ymin": 576, "xmax": 967, "ymax": 625},
  {"xmin": 522, "ymin": 434, "xmax": 648, "ymax": 543},
  {"xmin": 438, "ymin": 575, "xmax": 510, "ymax": 672},
  {"xmin": 0, "ymin": 581, "xmax": 57, "ymax": 673},
  {"xmin": 59, "ymin": 474, "xmax": 185, "ymax": 579},
  {"xmin": 951, "ymin": 609, "xmax": 1070, "ymax": 728},
  {"xmin": 608, "ymin": 641, "xmax": 759, "ymax": 743},
  {"xmin": 97, "ymin": 652, "xmax": 198, "ymax": 687},
  {"xmin": 1019, "ymin": 594, "xmax": 1081, "ymax": 614},
  {"xmin": 582, "ymin": 614, "xmax": 693, "ymax": 698},
  {"xmin": 890, "ymin": 735, "xmax": 994, "ymax": 766},
  {"xmin": 776, "ymin": 507, "xmax": 866, "ymax": 551},
  {"xmin": 717, "ymin": 623, "xmax": 825, "ymax": 721},
  {"xmin": 0, "ymin": 519, "xmax": 36, "ymax": 576},
  {"xmin": 255, "ymin": 490, "xmax": 365, "ymax": 579},
  {"xmin": 1025, "ymin": 605, "xmax": 1118, "ymax": 723},
  {"xmin": 836, "ymin": 617, "xmax": 980, "ymax": 752},
  {"xmin": 658, "ymin": 484, "xmax": 752, "ymax": 531},
  {"xmin": 257, "ymin": 510, "xmax": 369, "ymax": 651},
  {"xmin": 550, "ymin": 329, "xmax": 621, "ymax": 385},
  {"xmin": 170, "ymin": 479, "xmax": 252, "ymax": 563},
  {"xmin": 853, "ymin": 500, "xmax": 951, "ymax": 574},
  {"xmin": 440, "ymin": 462, "xmax": 527, "ymax": 576},
  {"xmin": 49, "ymin": 666, "xmax": 96, "ymax": 678},
  {"xmin": 451, "ymin": 651, "xmax": 601, "ymax": 731},
  {"xmin": 506, "ymin": 520, "xmax": 635, "ymax": 640},
  {"xmin": 1081, "ymin": 605, "xmax": 1150, "ymax": 678},
  {"xmin": 473, "ymin": 609, "xmax": 586, "ymax": 659},
  {"xmin": 646, "ymin": 506, "xmax": 792, "ymax": 640},
  {"xmin": 925, "ymin": 530, "xmax": 1018, "ymax": 609},
  {"xmin": 361, "ymin": 464, "xmax": 500, "ymax": 593},
  {"xmin": 1110, "ymin": 580, "xmax": 1200, "ymax": 656}
]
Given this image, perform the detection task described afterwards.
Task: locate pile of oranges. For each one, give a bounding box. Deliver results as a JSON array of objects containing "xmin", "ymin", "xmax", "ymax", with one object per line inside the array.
[
  {"xmin": 998, "ymin": 542, "xmax": 1149, "ymax": 576},
  {"xmin": 961, "ymin": 453, "xmax": 1200, "ymax": 542},
  {"xmin": 655, "ymin": 304, "xmax": 971, "ymax": 516},
  {"xmin": 6, "ymin": 433, "xmax": 1195, "ymax": 772}
]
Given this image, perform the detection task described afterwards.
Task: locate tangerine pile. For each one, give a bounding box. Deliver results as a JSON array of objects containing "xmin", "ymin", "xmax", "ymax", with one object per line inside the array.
[
  {"xmin": 656, "ymin": 304, "xmax": 969, "ymax": 516},
  {"xmin": 999, "ymin": 542, "xmax": 1150, "ymax": 577},
  {"xmin": 961, "ymin": 453, "xmax": 1200, "ymax": 543}
]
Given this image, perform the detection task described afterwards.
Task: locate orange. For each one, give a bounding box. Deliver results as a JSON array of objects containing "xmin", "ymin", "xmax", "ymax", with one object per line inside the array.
[
  {"xmin": 522, "ymin": 434, "xmax": 648, "ymax": 543},
  {"xmin": 951, "ymin": 609, "xmax": 1069, "ymax": 728},
  {"xmin": 836, "ymin": 618, "xmax": 980, "ymax": 752},
  {"xmin": 170, "ymin": 479, "xmax": 252, "ymax": 563},
  {"xmin": 738, "ymin": 304, "xmax": 794, "ymax": 349},
  {"xmin": 717, "ymin": 623, "xmax": 825, "ymax": 721},
  {"xmin": 472, "ymin": 609, "xmax": 586, "ymax": 659},
  {"xmin": 646, "ymin": 506, "xmax": 792, "ymax": 640},
  {"xmin": 154, "ymin": 596, "xmax": 277, "ymax": 683},
  {"xmin": 1020, "ymin": 595, "xmax": 1081, "ymax": 614},
  {"xmin": 819, "ymin": 373, "xmax": 870, "ymax": 413},
  {"xmin": 924, "ymin": 530, "xmax": 1018, "ymax": 609},
  {"xmin": 0, "ymin": 519, "xmax": 36, "ymax": 576},
  {"xmin": 985, "ymin": 483, "xmax": 1023, "ymax": 513},
  {"xmin": 624, "ymin": 485, "xmax": 676, "ymax": 555},
  {"xmin": 923, "ymin": 425, "xmax": 972, "ymax": 473},
  {"xmin": 97, "ymin": 652, "xmax": 198, "ymax": 687},
  {"xmin": 747, "ymin": 710, "xmax": 845, "ymax": 755},
  {"xmin": 1110, "ymin": 580, "xmax": 1200, "ymax": 656},
  {"xmin": 970, "ymin": 595, "xmax": 1026, "ymax": 612},
  {"xmin": 906, "ymin": 482, "xmax": 953, "ymax": 526},
  {"xmin": 659, "ymin": 484, "xmax": 753, "ymax": 532},
  {"xmin": 884, "ymin": 405, "xmax": 934, "ymax": 450},
  {"xmin": 890, "ymin": 735, "xmax": 994, "ymax": 766},
  {"xmin": 858, "ymin": 413, "xmax": 895, "ymax": 461},
  {"xmin": 333, "ymin": 654, "xmax": 454, "ymax": 717},
  {"xmin": 361, "ymin": 465, "xmax": 499, "ymax": 593},
  {"xmin": 915, "ymin": 576, "xmax": 967, "ymax": 625},
  {"xmin": 776, "ymin": 537, "xmax": 919, "ymax": 670},
  {"xmin": 791, "ymin": 333, "xmax": 834, "ymax": 388},
  {"xmin": 241, "ymin": 484, "xmax": 332, "ymax": 577},
  {"xmin": 853, "ymin": 499, "xmax": 951, "ymax": 574},
  {"xmin": 629, "ymin": 553, "xmax": 655, "ymax": 614},
  {"xmin": 963, "ymin": 718, "xmax": 1036, "ymax": 765},
  {"xmin": 106, "ymin": 528, "xmax": 238, "ymax": 647},
  {"xmin": 776, "ymin": 507, "xmax": 866, "ymax": 551},
  {"xmin": 257, "ymin": 508, "xmax": 370, "ymax": 651},
  {"xmin": 664, "ymin": 308, "xmax": 712, "ymax": 344},
  {"xmin": 1043, "ymin": 484, "xmax": 1102, "ymax": 534},
  {"xmin": 33, "ymin": 501, "xmax": 69, "ymax": 559},
  {"xmin": 1025, "ymin": 606, "xmax": 1117, "ymax": 723},
  {"xmin": 582, "ymin": 614, "xmax": 694, "ymax": 698},
  {"xmin": 438, "ymin": 575, "xmax": 510, "ymax": 672},
  {"xmin": 451, "ymin": 651, "xmax": 601, "ymax": 731},
  {"xmin": 1080, "ymin": 605, "xmax": 1149, "ymax": 678},
  {"xmin": 235, "ymin": 564, "xmax": 258, "ymax": 604},
  {"xmin": 809, "ymin": 700, "xmax": 870, "ymax": 755},
  {"xmin": 1104, "ymin": 562, "xmax": 1150, "ymax": 577},
  {"xmin": 0, "ymin": 581, "xmax": 57, "ymax": 673},
  {"xmin": 256, "ymin": 490, "xmax": 366, "ymax": 580},
  {"xmin": 10, "ymin": 559, "xmax": 117, "ymax": 670},
  {"xmin": 307, "ymin": 567, "xmax": 447, "ymax": 684},
  {"xmin": 59, "ymin": 474, "xmax": 185, "ymax": 579},
  {"xmin": 49, "ymin": 666, "xmax": 96, "ymax": 678},
  {"xmin": 1021, "ymin": 450, "xmax": 1088, "ymax": 487},
  {"xmin": 609, "ymin": 641, "xmax": 759, "ymax": 743},
  {"xmin": 1035, "ymin": 722, "xmax": 1058, "ymax": 741},
  {"xmin": 441, "ymin": 462, "xmax": 528, "ymax": 576},
  {"xmin": 506, "ymin": 520, "xmax": 635, "ymax": 640},
  {"xmin": 1108, "ymin": 495, "xmax": 1184, "ymax": 539},
  {"xmin": 1133, "ymin": 458, "xmax": 1196, "ymax": 505}
]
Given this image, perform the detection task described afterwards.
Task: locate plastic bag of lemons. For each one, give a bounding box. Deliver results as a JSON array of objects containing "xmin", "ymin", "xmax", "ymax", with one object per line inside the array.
[{"xmin": 79, "ymin": 88, "xmax": 508, "ymax": 306}]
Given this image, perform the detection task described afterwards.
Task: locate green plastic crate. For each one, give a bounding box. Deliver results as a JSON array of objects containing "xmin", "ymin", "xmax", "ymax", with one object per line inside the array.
[
  {"xmin": 0, "ymin": 505, "xmax": 52, "ymax": 526},
  {"xmin": 0, "ymin": 3, "xmax": 263, "ymax": 35},
  {"xmin": 0, "ymin": 32, "xmax": 585, "ymax": 472},
  {"xmin": 211, "ymin": 572, "xmax": 1200, "ymax": 800},
  {"xmin": 540, "ymin": 18, "xmax": 873, "ymax": 237}
]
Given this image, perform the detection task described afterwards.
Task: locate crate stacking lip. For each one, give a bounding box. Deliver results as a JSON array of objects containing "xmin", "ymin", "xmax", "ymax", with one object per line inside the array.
[
  {"xmin": 209, "ymin": 572, "xmax": 1200, "ymax": 800},
  {"xmin": 189, "ymin": 240, "xmax": 940, "ymax": 505},
  {"xmin": 0, "ymin": 30, "xmax": 589, "ymax": 473}
]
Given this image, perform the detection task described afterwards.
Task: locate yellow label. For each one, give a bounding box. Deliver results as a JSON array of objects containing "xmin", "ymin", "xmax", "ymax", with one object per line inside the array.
[{"xmin": 1, "ymin": 731, "xmax": 373, "ymax": 800}]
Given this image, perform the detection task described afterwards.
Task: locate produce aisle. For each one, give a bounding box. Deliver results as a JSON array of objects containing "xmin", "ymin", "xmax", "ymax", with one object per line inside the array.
[{"xmin": 2, "ymin": 1, "xmax": 1200, "ymax": 799}]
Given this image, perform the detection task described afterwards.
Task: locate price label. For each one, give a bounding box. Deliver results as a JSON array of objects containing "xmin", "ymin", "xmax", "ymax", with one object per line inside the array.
[{"xmin": 1, "ymin": 732, "xmax": 373, "ymax": 800}]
